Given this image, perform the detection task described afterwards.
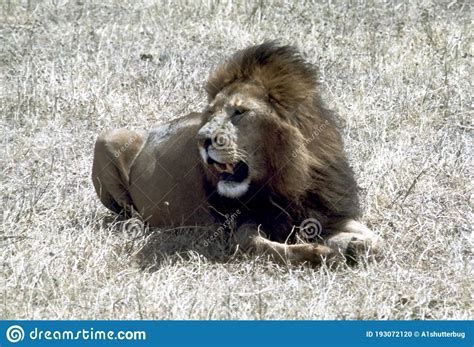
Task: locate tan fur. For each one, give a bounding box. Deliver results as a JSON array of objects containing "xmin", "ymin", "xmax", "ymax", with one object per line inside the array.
[
  {"xmin": 92, "ymin": 42, "xmax": 382, "ymax": 266},
  {"xmin": 92, "ymin": 129, "xmax": 146, "ymax": 216}
]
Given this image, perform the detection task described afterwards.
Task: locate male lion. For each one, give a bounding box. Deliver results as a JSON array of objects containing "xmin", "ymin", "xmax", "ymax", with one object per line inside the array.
[{"xmin": 92, "ymin": 42, "xmax": 382, "ymax": 265}]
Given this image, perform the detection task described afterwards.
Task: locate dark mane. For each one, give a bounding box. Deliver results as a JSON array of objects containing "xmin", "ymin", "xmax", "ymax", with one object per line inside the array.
[{"xmin": 206, "ymin": 41, "xmax": 319, "ymax": 114}]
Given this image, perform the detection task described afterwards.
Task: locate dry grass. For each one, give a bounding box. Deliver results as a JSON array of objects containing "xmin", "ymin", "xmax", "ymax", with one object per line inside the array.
[{"xmin": 1, "ymin": 0, "xmax": 472, "ymax": 320}]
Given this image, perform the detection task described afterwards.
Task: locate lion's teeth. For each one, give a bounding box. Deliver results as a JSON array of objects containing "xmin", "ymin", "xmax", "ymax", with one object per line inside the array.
[
  {"xmin": 213, "ymin": 162, "xmax": 234, "ymax": 174},
  {"xmin": 213, "ymin": 163, "xmax": 225, "ymax": 173}
]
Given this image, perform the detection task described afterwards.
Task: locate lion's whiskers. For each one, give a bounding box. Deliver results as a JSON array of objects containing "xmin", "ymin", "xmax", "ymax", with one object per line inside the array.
[{"xmin": 214, "ymin": 148, "xmax": 249, "ymax": 164}]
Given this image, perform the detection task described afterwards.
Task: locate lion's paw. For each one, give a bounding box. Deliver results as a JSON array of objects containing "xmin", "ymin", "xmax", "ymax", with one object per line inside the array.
[{"xmin": 326, "ymin": 231, "xmax": 383, "ymax": 265}]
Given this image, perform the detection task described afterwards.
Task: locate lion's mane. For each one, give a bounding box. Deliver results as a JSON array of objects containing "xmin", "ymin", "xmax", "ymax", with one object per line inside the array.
[{"xmin": 205, "ymin": 42, "xmax": 360, "ymax": 241}]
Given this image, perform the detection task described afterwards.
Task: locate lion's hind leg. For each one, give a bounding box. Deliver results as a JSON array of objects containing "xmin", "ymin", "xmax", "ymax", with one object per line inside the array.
[
  {"xmin": 92, "ymin": 129, "xmax": 145, "ymax": 217},
  {"xmin": 325, "ymin": 220, "xmax": 383, "ymax": 263}
]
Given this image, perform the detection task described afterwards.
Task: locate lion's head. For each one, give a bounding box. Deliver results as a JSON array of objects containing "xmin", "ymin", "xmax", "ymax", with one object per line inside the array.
[{"xmin": 196, "ymin": 42, "xmax": 358, "ymax": 229}]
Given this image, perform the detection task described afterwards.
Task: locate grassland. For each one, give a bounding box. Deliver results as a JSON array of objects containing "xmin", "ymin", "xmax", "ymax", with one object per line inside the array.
[{"xmin": 1, "ymin": 0, "xmax": 472, "ymax": 319}]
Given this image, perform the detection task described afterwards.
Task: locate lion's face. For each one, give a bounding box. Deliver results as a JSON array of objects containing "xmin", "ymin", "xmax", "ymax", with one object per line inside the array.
[{"xmin": 197, "ymin": 82, "xmax": 281, "ymax": 199}]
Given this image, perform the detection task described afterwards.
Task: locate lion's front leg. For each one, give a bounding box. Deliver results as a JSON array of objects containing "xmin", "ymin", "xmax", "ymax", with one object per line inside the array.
[
  {"xmin": 324, "ymin": 220, "xmax": 383, "ymax": 263},
  {"xmin": 234, "ymin": 224, "xmax": 341, "ymax": 266}
]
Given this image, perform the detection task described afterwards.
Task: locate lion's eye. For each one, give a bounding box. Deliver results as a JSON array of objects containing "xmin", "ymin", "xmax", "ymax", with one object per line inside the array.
[{"xmin": 232, "ymin": 109, "xmax": 245, "ymax": 118}]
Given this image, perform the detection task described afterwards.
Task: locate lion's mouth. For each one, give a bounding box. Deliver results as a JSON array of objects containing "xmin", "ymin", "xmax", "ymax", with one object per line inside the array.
[
  {"xmin": 207, "ymin": 158, "xmax": 249, "ymax": 183},
  {"xmin": 211, "ymin": 161, "xmax": 234, "ymax": 174}
]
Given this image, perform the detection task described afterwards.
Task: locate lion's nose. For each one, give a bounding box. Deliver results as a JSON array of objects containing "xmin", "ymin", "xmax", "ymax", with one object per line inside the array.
[
  {"xmin": 203, "ymin": 138, "xmax": 212, "ymax": 150},
  {"xmin": 197, "ymin": 135, "xmax": 212, "ymax": 151}
]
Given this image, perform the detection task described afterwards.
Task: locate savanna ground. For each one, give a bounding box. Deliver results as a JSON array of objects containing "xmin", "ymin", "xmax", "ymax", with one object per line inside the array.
[{"xmin": 1, "ymin": 0, "xmax": 472, "ymax": 320}]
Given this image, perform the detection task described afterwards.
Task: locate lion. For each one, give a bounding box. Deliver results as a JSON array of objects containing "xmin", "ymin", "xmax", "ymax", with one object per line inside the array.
[{"xmin": 92, "ymin": 42, "xmax": 382, "ymax": 266}]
